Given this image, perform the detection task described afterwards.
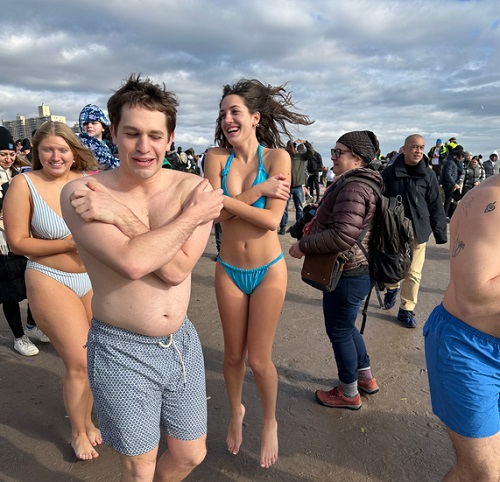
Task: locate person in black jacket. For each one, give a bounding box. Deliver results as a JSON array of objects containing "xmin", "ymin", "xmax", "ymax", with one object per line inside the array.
[
  {"xmin": 441, "ymin": 145, "xmax": 465, "ymax": 219},
  {"xmin": 306, "ymin": 145, "xmax": 323, "ymax": 202},
  {"xmin": 382, "ymin": 134, "xmax": 447, "ymax": 328}
]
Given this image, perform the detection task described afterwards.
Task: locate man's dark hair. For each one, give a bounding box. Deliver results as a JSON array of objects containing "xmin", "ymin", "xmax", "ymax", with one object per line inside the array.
[{"xmin": 107, "ymin": 74, "xmax": 178, "ymax": 135}]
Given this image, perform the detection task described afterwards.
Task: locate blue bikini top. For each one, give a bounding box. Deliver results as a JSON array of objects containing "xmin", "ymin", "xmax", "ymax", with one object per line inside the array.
[{"xmin": 221, "ymin": 144, "xmax": 268, "ymax": 209}]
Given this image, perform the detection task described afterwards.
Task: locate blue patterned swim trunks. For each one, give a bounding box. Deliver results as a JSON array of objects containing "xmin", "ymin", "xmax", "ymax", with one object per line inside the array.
[{"xmin": 87, "ymin": 317, "xmax": 207, "ymax": 456}]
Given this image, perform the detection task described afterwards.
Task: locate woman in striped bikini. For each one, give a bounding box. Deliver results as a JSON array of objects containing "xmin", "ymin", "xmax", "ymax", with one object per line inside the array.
[{"xmin": 4, "ymin": 121, "xmax": 101, "ymax": 461}]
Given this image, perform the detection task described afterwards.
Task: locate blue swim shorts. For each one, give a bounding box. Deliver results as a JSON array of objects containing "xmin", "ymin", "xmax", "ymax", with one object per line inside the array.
[
  {"xmin": 87, "ymin": 317, "xmax": 207, "ymax": 456},
  {"xmin": 424, "ymin": 303, "xmax": 500, "ymax": 438}
]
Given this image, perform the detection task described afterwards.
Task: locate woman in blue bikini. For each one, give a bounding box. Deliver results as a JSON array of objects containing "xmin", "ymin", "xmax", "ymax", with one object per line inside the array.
[
  {"xmin": 204, "ymin": 79, "xmax": 312, "ymax": 469},
  {"xmin": 4, "ymin": 122, "xmax": 101, "ymax": 460}
]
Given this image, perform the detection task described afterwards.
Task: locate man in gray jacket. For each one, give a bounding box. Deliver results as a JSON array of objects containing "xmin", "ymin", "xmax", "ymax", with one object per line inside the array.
[{"xmin": 482, "ymin": 150, "xmax": 498, "ymax": 178}]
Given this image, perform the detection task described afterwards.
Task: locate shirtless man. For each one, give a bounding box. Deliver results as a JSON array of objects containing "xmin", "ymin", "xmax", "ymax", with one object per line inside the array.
[
  {"xmin": 60, "ymin": 75, "xmax": 223, "ymax": 482},
  {"xmin": 424, "ymin": 174, "xmax": 500, "ymax": 481}
]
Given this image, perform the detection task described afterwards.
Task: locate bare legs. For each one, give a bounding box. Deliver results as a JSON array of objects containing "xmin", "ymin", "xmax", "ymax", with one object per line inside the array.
[
  {"xmin": 443, "ymin": 427, "xmax": 500, "ymax": 481},
  {"xmin": 119, "ymin": 435, "xmax": 206, "ymax": 482},
  {"xmin": 26, "ymin": 270, "xmax": 99, "ymax": 460},
  {"xmin": 216, "ymin": 271, "xmax": 248, "ymax": 457},
  {"xmin": 215, "ymin": 259, "xmax": 287, "ymax": 468}
]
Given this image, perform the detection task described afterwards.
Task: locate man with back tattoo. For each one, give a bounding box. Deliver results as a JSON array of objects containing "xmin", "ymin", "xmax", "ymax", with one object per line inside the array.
[{"xmin": 424, "ymin": 175, "xmax": 500, "ymax": 481}]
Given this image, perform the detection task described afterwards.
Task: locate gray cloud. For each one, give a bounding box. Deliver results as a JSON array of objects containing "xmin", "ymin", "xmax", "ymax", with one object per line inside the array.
[{"xmin": 1, "ymin": 0, "xmax": 499, "ymax": 160}]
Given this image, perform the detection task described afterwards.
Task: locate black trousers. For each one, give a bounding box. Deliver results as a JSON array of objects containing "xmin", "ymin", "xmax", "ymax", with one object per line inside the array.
[
  {"xmin": 2, "ymin": 302, "xmax": 36, "ymax": 339},
  {"xmin": 307, "ymin": 174, "xmax": 320, "ymax": 200}
]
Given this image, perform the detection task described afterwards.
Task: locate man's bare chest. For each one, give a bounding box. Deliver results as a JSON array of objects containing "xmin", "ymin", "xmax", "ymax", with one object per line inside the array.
[{"xmin": 117, "ymin": 192, "xmax": 182, "ymax": 229}]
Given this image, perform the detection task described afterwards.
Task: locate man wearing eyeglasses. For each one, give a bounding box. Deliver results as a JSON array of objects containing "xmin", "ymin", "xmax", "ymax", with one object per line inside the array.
[{"xmin": 381, "ymin": 134, "xmax": 448, "ymax": 328}]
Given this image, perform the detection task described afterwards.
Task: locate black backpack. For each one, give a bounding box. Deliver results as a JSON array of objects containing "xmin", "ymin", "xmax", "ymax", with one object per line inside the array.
[
  {"xmin": 353, "ymin": 177, "xmax": 414, "ymax": 333},
  {"xmin": 354, "ymin": 178, "xmax": 414, "ymax": 286}
]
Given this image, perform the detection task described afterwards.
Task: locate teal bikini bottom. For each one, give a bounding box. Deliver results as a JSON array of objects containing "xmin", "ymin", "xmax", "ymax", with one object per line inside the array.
[{"xmin": 217, "ymin": 252, "xmax": 284, "ymax": 295}]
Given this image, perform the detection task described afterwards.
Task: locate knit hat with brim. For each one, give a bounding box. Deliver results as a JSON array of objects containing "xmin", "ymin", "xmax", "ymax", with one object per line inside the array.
[
  {"xmin": 79, "ymin": 104, "xmax": 110, "ymax": 132},
  {"xmin": 336, "ymin": 130, "xmax": 379, "ymax": 165}
]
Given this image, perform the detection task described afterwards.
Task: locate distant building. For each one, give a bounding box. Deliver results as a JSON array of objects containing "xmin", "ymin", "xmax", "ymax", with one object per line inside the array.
[
  {"xmin": 2, "ymin": 104, "xmax": 66, "ymax": 140},
  {"xmin": 38, "ymin": 103, "xmax": 50, "ymax": 117},
  {"xmin": 2, "ymin": 115, "xmax": 27, "ymax": 140}
]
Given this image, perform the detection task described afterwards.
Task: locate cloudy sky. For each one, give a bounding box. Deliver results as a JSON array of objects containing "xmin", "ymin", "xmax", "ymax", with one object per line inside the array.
[{"xmin": 1, "ymin": 0, "xmax": 499, "ymax": 163}]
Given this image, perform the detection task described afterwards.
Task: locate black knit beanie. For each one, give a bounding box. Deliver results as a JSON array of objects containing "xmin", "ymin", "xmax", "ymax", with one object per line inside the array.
[
  {"xmin": 0, "ymin": 127, "xmax": 15, "ymax": 151},
  {"xmin": 336, "ymin": 130, "xmax": 379, "ymax": 165}
]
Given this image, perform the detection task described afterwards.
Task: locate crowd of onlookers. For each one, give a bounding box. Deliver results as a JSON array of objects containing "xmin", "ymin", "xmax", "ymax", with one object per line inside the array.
[
  {"xmin": 287, "ymin": 136, "xmax": 499, "ymax": 221},
  {"xmin": 8, "ymin": 115, "xmax": 498, "ymax": 214}
]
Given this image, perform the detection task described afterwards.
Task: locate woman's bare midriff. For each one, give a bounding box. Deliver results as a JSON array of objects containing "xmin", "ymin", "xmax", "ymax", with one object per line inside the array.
[
  {"xmin": 219, "ymin": 218, "xmax": 282, "ymax": 268},
  {"xmin": 29, "ymin": 250, "xmax": 86, "ymax": 274}
]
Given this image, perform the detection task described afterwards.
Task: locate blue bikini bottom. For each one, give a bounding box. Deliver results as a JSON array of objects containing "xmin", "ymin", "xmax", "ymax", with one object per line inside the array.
[{"xmin": 217, "ymin": 252, "xmax": 284, "ymax": 295}]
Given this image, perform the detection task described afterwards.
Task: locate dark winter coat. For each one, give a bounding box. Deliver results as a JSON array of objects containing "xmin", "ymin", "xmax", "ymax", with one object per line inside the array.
[
  {"xmin": 382, "ymin": 154, "xmax": 447, "ymax": 245},
  {"xmin": 441, "ymin": 158, "xmax": 463, "ymax": 189},
  {"xmin": 298, "ymin": 167, "xmax": 383, "ymax": 272}
]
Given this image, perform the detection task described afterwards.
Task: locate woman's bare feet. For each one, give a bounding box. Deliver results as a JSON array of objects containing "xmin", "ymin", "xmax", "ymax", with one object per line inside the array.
[
  {"xmin": 226, "ymin": 404, "xmax": 245, "ymax": 455},
  {"xmin": 260, "ymin": 419, "xmax": 278, "ymax": 468},
  {"xmin": 71, "ymin": 433, "xmax": 99, "ymax": 461},
  {"xmin": 86, "ymin": 422, "xmax": 102, "ymax": 447}
]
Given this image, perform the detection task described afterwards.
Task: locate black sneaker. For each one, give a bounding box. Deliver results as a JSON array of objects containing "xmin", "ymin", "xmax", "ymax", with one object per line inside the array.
[
  {"xmin": 397, "ymin": 308, "xmax": 417, "ymax": 328},
  {"xmin": 278, "ymin": 226, "xmax": 286, "ymax": 235},
  {"xmin": 384, "ymin": 288, "xmax": 400, "ymax": 310}
]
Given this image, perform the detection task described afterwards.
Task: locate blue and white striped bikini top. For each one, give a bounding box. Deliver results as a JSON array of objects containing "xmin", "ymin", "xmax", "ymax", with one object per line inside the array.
[{"xmin": 22, "ymin": 173, "xmax": 75, "ymax": 240}]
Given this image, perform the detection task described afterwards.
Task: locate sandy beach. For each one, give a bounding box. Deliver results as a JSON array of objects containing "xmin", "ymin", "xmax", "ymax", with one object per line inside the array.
[{"xmin": 0, "ymin": 227, "xmax": 454, "ymax": 481}]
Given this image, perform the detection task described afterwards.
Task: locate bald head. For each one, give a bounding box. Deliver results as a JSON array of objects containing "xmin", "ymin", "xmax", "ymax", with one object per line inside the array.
[{"xmin": 403, "ymin": 134, "xmax": 425, "ymax": 166}]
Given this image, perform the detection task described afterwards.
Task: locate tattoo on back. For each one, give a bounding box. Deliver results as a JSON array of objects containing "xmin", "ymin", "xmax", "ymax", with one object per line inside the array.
[
  {"xmin": 452, "ymin": 239, "xmax": 465, "ymax": 258},
  {"xmin": 485, "ymin": 201, "xmax": 496, "ymax": 213}
]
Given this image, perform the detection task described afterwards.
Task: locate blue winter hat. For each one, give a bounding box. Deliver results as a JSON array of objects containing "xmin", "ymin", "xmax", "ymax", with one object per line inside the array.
[
  {"xmin": 79, "ymin": 104, "xmax": 110, "ymax": 132},
  {"xmin": 436, "ymin": 138, "xmax": 442, "ymax": 144}
]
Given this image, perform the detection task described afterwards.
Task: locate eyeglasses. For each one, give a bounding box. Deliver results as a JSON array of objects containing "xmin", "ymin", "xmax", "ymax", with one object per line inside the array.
[{"xmin": 331, "ymin": 148, "xmax": 351, "ymax": 158}]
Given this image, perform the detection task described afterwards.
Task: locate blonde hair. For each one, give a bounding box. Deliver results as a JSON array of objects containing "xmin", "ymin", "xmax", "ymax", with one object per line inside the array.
[{"xmin": 32, "ymin": 121, "xmax": 99, "ymax": 171}]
